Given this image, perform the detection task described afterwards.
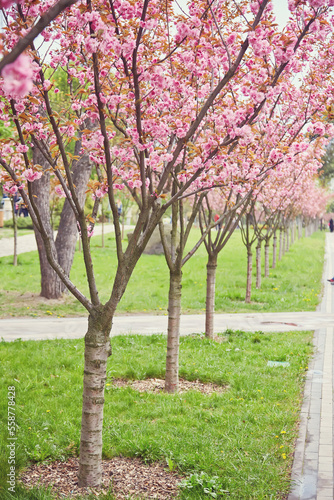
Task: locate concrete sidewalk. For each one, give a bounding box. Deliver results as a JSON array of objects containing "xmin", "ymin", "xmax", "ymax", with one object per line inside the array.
[
  {"xmin": 0, "ymin": 224, "xmax": 133, "ymax": 258},
  {"xmin": 288, "ymin": 233, "xmax": 334, "ymax": 500},
  {"xmin": 1, "ymin": 311, "xmax": 334, "ymax": 342}
]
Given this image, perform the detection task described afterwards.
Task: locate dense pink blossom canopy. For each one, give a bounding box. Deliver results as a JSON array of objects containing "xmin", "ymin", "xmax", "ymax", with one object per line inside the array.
[{"xmin": 0, "ymin": 0, "xmax": 333, "ymax": 221}]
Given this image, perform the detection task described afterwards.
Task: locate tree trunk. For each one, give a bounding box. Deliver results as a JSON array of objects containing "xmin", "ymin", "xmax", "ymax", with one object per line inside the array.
[
  {"xmin": 31, "ymin": 135, "xmax": 92, "ymax": 299},
  {"xmin": 205, "ymin": 253, "xmax": 218, "ymax": 339},
  {"xmin": 272, "ymin": 233, "xmax": 277, "ymax": 269},
  {"xmin": 165, "ymin": 270, "xmax": 182, "ymax": 393},
  {"xmin": 11, "ymin": 199, "xmax": 17, "ymax": 266},
  {"xmin": 286, "ymin": 228, "xmax": 290, "ymax": 252},
  {"xmin": 279, "ymin": 230, "xmax": 283, "ymax": 261},
  {"xmin": 282, "ymin": 230, "xmax": 286, "ymax": 256},
  {"xmin": 78, "ymin": 310, "xmax": 112, "ymax": 487},
  {"xmin": 256, "ymin": 243, "xmax": 261, "ymax": 289},
  {"xmin": 30, "ymin": 161, "xmax": 64, "ymax": 299},
  {"xmin": 55, "ymin": 150, "xmax": 92, "ymax": 282},
  {"xmin": 101, "ymin": 206, "xmax": 105, "ymax": 248},
  {"xmin": 291, "ymin": 221, "xmax": 295, "ymax": 244},
  {"xmin": 245, "ymin": 250, "xmax": 252, "ymax": 303},
  {"xmin": 264, "ymin": 242, "xmax": 269, "ymax": 277}
]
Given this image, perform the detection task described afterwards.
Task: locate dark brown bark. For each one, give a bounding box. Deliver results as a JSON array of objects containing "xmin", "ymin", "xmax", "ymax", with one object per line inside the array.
[
  {"xmin": 205, "ymin": 253, "xmax": 218, "ymax": 339},
  {"xmin": 31, "ymin": 138, "xmax": 92, "ymax": 299},
  {"xmin": 31, "ymin": 150, "xmax": 64, "ymax": 298},
  {"xmin": 55, "ymin": 145, "xmax": 92, "ymax": 279}
]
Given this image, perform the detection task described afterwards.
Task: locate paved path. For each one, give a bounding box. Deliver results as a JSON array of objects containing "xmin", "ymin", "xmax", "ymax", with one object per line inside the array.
[
  {"xmin": 288, "ymin": 233, "xmax": 334, "ymax": 500},
  {"xmin": 1, "ymin": 311, "xmax": 334, "ymax": 342},
  {"xmin": 1, "ymin": 231, "xmax": 334, "ymax": 499},
  {"xmin": 0, "ymin": 224, "xmax": 133, "ymax": 258}
]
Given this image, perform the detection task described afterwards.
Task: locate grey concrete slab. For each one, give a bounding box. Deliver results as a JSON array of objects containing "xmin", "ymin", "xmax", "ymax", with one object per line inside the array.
[
  {"xmin": 288, "ymin": 234, "xmax": 334, "ymax": 500},
  {"xmin": 0, "ymin": 224, "xmax": 133, "ymax": 258},
  {"xmin": 2, "ymin": 311, "xmax": 334, "ymax": 342}
]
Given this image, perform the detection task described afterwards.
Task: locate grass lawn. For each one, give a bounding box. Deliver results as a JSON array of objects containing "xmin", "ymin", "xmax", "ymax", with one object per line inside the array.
[
  {"xmin": 0, "ymin": 229, "xmax": 325, "ymax": 318},
  {"xmin": 0, "ymin": 329, "xmax": 313, "ymax": 499},
  {"xmin": 0, "ymin": 227, "xmax": 34, "ymax": 240}
]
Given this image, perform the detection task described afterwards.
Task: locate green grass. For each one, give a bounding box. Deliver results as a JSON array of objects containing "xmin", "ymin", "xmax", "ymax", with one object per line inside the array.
[
  {"xmin": 0, "ymin": 227, "xmax": 34, "ymax": 240},
  {"xmin": 0, "ymin": 329, "xmax": 313, "ymax": 499},
  {"xmin": 0, "ymin": 229, "xmax": 325, "ymax": 318}
]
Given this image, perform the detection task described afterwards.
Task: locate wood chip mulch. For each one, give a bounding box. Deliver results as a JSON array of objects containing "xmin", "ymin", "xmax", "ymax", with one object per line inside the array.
[
  {"xmin": 20, "ymin": 379, "xmax": 226, "ymax": 499},
  {"xmin": 111, "ymin": 377, "xmax": 227, "ymax": 394},
  {"xmin": 20, "ymin": 456, "xmax": 183, "ymax": 499}
]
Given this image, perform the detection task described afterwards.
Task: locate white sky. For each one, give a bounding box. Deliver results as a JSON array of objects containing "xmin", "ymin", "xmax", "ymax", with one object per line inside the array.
[{"xmin": 272, "ymin": 0, "xmax": 290, "ymax": 27}]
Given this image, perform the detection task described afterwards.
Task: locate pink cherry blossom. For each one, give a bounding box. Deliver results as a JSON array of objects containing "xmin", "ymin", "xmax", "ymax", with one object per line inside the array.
[
  {"xmin": 1, "ymin": 54, "xmax": 33, "ymax": 98},
  {"xmin": 16, "ymin": 144, "xmax": 29, "ymax": 153},
  {"xmin": 0, "ymin": 0, "xmax": 16, "ymax": 9},
  {"xmin": 22, "ymin": 168, "xmax": 42, "ymax": 182},
  {"xmin": 3, "ymin": 183, "xmax": 18, "ymax": 195},
  {"xmin": 55, "ymin": 185, "xmax": 66, "ymax": 198}
]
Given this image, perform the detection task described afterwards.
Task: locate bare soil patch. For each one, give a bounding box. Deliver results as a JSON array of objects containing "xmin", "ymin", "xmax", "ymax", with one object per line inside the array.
[
  {"xmin": 111, "ymin": 377, "xmax": 227, "ymax": 394},
  {"xmin": 19, "ymin": 379, "xmax": 226, "ymax": 498},
  {"xmin": 20, "ymin": 456, "xmax": 183, "ymax": 499}
]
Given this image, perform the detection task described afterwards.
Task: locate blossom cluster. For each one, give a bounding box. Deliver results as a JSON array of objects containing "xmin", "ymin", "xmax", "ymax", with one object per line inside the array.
[{"xmin": 0, "ymin": 0, "xmax": 333, "ymax": 222}]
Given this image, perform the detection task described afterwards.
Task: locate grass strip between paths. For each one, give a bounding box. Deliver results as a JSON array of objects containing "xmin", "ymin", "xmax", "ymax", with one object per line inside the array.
[{"xmin": 0, "ymin": 230, "xmax": 326, "ymax": 318}]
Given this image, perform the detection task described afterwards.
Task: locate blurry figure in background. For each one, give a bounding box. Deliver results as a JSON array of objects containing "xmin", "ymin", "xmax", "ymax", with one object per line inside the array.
[
  {"xmin": 329, "ymin": 218, "xmax": 334, "ymax": 233},
  {"xmin": 117, "ymin": 199, "xmax": 122, "ymax": 217},
  {"xmin": 214, "ymin": 213, "xmax": 221, "ymax": 230},
  {"xmin": 19, "ymin": 203, "xmax": 29, "ymax": 217}
]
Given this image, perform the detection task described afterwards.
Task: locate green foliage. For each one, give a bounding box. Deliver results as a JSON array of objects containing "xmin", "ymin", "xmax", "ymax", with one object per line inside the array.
[
  {"xmin": 0, "ymin": 120, "xmax": 13, "ymax": 140},
  {"xmin": 0, "ymin": 228, "xmax": 325, "ymax": 318},
  {"xmin": 179, "ymin": 472, "xmax": 229, "ymax": 498},
  {"xmin": 3, "ymin": 217, "xmax": 34, "ymax": 230}
]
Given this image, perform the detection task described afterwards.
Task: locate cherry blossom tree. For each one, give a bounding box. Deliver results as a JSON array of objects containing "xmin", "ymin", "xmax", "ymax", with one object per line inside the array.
[{"xmin": 1, "ymin": 0, "xmax": 334, "ymax": 489}]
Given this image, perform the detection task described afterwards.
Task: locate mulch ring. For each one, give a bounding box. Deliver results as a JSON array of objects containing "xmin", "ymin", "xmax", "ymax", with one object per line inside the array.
[
  {"xmin": 20, "ymin": 456, "xmax": 184, "ymax": 499},
  {"xmin": 111, "ymin": 377, "xmax": 227, "ymax": 394},
  {"xmin": 20, "ymin": 379, "xmax": 226, "ymax": 498}
]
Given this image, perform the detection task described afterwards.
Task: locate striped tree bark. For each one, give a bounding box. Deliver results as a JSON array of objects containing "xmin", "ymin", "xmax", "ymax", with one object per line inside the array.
[
  {"xmin": 272, "ymin": 232, "xmax": 277, "ymax": 268},
  {"xmin": 245, "ymin": 250, "xmax": 253, "ymax": 303},
  {"xmin": 256, "ymin": 243, "xmax": 261, "ymax": 289},
  {"xmin": 165, "ymin": 270, "xmax": 182, "ymax": 393},
  {"xmin": 78, "ymin": 311, "xmax": 112, "ymax": 487},
  {"xmin": 205, "ymin": 254, "xmax": 218, "ymax": 338},
  {"xmin": 264, "ymin": 241, "xmax": 270, "ymax": 277}
]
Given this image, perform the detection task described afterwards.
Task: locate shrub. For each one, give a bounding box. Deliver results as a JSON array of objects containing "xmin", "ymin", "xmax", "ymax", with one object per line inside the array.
[{"xmin": 4, "ymin": 216, "xmax": 34, "ymax": 229}]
